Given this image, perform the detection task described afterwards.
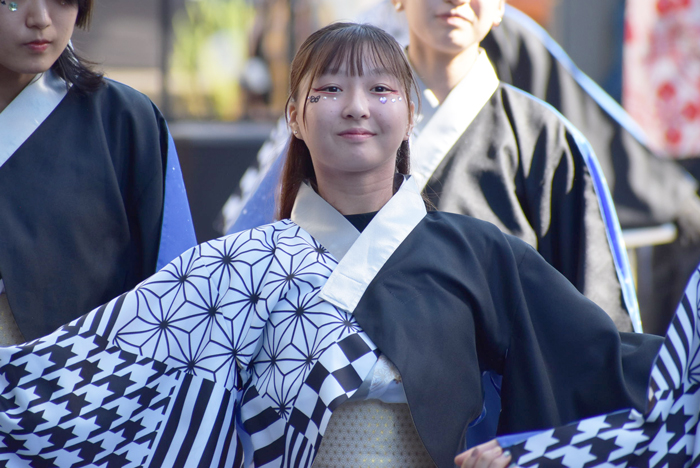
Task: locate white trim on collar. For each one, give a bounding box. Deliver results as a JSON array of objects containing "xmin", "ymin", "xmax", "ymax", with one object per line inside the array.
[
  {"xmin": 317, "ymin": 176, "xmax": 427, "ymax": 313},
  {"xmin": 410, "ymin": 50, "xmax": 500, "ymax": 191},
  {"xmin": 0, "ymin": 70, "xmax": 69, "ymax": 170},
  {"xmin": 291, "ymin": 182, "xmax": 361, "ymax": 262}
]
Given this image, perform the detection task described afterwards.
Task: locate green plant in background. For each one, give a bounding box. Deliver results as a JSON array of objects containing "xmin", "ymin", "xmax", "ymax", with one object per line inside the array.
[{"xmin": 171, "ymin": 0, "xmax": 254, "ymax": 120}]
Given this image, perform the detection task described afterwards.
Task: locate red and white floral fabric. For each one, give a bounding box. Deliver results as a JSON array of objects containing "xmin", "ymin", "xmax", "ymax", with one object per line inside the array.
[{"xmin": 623, "ymin": 0, "xmax": 700, "ymax": 158}]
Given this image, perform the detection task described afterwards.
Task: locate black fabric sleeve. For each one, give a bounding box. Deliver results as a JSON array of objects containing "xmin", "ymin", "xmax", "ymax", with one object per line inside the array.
[
  {"xmin": 98, "ymin": 80, "xmax": 166, "ymax": 288},
  {"xmin": 496, "ymin": 240, "xmax": 663, "ymax": 435}
]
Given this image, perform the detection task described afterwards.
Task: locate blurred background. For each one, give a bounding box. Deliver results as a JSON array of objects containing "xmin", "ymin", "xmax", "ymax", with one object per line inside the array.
[{"xmin": 71, "ymin": 0, "xmax": 627, "ymax": 243}]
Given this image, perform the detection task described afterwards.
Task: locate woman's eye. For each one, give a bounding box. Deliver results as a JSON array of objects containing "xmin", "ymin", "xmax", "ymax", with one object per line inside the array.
[
  {"xmin": 315, "ymin": 86, "xmax": 340, "ymax": 93},
  {"xmin": 372, "ymin": 85, "xmax": 395, "ymax": 93}
]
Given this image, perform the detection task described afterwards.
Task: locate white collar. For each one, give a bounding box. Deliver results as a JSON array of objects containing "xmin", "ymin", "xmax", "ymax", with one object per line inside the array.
[
  {"xmin": 291, "ymin": 176, "xmax": 427, "ymax": 313},
  {"xmin": 0, "ymin": 70, "xmax": 69, "ymax": 169},
  {"xmin": 410, "ymin": 49, "xmax": 500, "ymax": 190},
  {"xmin": 291, "ymin": 182, "xmax": 360, "ymax": 262}
]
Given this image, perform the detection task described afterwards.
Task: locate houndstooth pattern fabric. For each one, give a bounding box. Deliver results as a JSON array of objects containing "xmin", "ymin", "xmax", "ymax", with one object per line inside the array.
[
  {"xmin": 0, "ymin": 220, "xmax": 379, "ymax": 467},
  {"xmin": 504, "ymin": 268, "xmax": 700, "ymax": 467}
]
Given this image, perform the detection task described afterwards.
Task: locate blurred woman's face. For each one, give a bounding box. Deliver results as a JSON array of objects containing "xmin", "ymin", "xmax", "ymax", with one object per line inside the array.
[
  {"xmin": 396, "ymin": 0, "xmax": 505, "ymax": 57},
  {"xmin": 0, "ymin": 0, "xmax": 78, "ymax": 82}
]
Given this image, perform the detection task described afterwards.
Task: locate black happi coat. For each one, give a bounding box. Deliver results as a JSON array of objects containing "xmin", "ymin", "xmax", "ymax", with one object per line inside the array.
[{"xmin": 0, "ymin": 74, "xmax": 195, "ymax": 339}]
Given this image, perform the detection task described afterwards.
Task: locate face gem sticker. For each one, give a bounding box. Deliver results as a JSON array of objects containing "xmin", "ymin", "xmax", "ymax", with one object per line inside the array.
[{"xmin": 379, "ymin": 97, "xmax": 387, "ymax": 104}]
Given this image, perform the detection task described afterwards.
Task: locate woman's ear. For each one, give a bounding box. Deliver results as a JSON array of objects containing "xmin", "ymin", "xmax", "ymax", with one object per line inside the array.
[
  {"xmin": 404, "ymin": 101, "xmax": 416, "ymax": 140},
  {"xmin": 494, "ymin": 0, "xmax": 506, "ymax": 27},
  {"xmin": 288, "ymin": 100, "xmax": 303, "ymax": 140}
]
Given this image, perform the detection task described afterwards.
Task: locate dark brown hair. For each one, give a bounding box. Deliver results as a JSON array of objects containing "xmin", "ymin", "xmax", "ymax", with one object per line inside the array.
[
  {"xmin": 51, "ymin": 0, "xmax": 104, "ymax": 93},
  {"xmin": 277, "ymin": 22, "xmax": 419, "ymax": 220}
]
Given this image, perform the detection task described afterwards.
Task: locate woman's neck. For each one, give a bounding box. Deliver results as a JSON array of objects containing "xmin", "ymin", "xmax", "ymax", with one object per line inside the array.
[
  {"xmin": 315, "ymin": 172, "xmax": 395, "ymax": 215},
  {"xmin": 407, "ymin": 43, "xmax": 480, "ymax": 104},
  {"xmin": 0, "ymin": 70, "xmax": 37, "ymax": 113}
]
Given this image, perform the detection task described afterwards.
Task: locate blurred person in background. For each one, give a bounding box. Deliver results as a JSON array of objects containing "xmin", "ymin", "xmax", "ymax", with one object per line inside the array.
[
  {"xmin": 386, "ymin": 0, "xmax": 637, "ymax": 331},
  {"xmin": 0, "ymin": 0, "xmax": 196, "ymax": 344}
]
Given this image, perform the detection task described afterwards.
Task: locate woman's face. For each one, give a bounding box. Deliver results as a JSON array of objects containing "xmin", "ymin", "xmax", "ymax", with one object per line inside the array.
[
  {"xmin": 289, "ymin": 63, "xmax": 413, "ymax": 185},
  {"xmin": 396, "ymin": 0, "xmax": 505, "ymax": 56},
  {"xmin": 0, "ymin": 0, "xmax": 78, "ymax": 81}
]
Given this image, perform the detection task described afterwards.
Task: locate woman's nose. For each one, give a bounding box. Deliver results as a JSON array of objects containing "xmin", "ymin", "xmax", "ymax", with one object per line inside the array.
[
  {"xmin": 25, "ymin": 0, "xmax": 52, "ymax": 30},
  {"xmin": 343, "ymin": 90, "xmax": 370, "ymax": 120}
]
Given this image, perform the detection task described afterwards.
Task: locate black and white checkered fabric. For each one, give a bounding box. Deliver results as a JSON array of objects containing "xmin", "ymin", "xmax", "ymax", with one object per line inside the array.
[
  {"xmin": 0, "ymin": 220, "xmax": 378, "ymax": 467},
  {"xmin": 504, "ymin": 268, "xmax": 700, "ymax": 467}
]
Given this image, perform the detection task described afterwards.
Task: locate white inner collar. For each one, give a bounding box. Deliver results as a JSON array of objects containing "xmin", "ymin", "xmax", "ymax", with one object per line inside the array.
[
  {"xmin": 0, "ymin": 70, "xmax": 69, "ymax": 170},
  {"xmin": 410, "ymin": 49, "xmax": 500, "ymax": 190},
  {"xmin": 291, "ymin": 176, "xmax": 427, "ymax": 313}
]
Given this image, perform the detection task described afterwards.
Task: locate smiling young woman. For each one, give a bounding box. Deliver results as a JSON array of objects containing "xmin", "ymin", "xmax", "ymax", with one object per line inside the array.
[
  {"xmin": 0, "ymin": 0, "xmax": 195, "ymax": 344},
  {"xmin": 283, "ymin": 26, "xmax": 416, "ymax": 216}
]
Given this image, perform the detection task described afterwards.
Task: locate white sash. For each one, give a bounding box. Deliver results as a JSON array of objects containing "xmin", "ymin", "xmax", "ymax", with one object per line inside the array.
[
  {"xmin": 410, "ymin": 50, "xmax": 500, "ymax": 190},
  {"xmin": 0, "ymin": 71, "xmax": 69, "ymax": 169}
]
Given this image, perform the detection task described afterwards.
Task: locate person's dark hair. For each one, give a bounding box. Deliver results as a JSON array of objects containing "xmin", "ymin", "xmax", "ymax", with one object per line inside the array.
[
  {"xmin": 277, "ymin": 22, "xmax": 420, "ymax": 220},
  {"xmin": 51, "ymin": 0, "xmax": 104, "ymax": 93}
]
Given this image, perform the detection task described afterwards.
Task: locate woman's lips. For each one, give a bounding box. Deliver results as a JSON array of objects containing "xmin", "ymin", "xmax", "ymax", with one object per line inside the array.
[
  {"xmin": 438, "ymin": 11, "xmax": 473, "ymax": 24},
  {"xmin": 25, "ymin": 40, "xmax": 51, "ymax": 52},
  {"xmin": 338, "ymin": 129, "xmax": 375, "ymax": 141}
]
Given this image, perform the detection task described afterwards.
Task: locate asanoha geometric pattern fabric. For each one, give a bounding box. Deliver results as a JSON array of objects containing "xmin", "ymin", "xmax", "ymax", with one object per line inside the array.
[
  {"xmin": 504, "ymin": 268, "xmax": 700, "ymax": 467},
  {"xmin": 0, "ymin": 220, "xmax": 379, "ymax": 467}
]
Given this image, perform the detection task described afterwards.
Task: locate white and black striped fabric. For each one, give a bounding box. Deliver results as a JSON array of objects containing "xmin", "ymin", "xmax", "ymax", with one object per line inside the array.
[
  {"xmin": 503, "ymin": 268, "xmax": 700, "ymax": 467},
  {"xmin": 0, "ymin": 220, "xmax": 379, "ymax": 467}
]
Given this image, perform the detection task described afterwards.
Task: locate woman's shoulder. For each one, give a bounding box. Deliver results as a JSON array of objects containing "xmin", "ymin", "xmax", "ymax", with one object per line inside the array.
[
  {"xmin": 77, "ymin": 78, "xmax": 162, "ymax": 120},
  {"xmin": 210, "ymin": 219, "xmax": 315, "ymax": 249},
  {"xmin": 68, "ymin": 79, "xmax": 169, "ymax": 149},
  {"xmin": 496, "ymin": 83, "xmax": 576, "ymax": 130},
  {"xmin": 420, "ymin": 212, "xmax": 556, "ymax": 286},
  {"xmin": 423, "ymin": 211, "xmax": 531, "ymax": 255}
]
